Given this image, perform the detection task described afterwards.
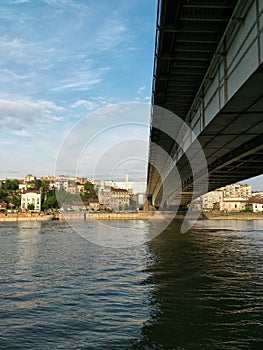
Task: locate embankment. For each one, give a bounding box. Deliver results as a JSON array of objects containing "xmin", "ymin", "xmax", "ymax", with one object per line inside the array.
[
  {"xmin": 203, "ymin": 212, "xmax": 263, "ymax": 220},
  {"xmin": 0, "ymin": 214, "xmax": 56, "ymax": 222}
]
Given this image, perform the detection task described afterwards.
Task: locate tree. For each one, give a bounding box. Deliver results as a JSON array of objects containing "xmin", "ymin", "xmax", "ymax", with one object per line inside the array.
[
  {"xmin": 34, "ymin": 179, "xmax": 43, "ymax": 190},
  {"xmin": 42, "ymin": 191, "xmax": 58, "ymax": 210},
  {"xmin": 81, "ymin": 181, "xmax": 98, "ymax": 201},
  {"xmin": 3, "ymin": 179, "xmax": 19, "ymax": 191},
  {"xmin": 27, "ymin": 203, "xmax": 35, "ymax": 211},
  {"xmin": 0, "ymin": 190, "xmax": 7, "ymax": 201}
]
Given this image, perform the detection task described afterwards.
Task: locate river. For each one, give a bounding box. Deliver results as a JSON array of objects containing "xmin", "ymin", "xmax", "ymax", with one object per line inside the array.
[{"xmin": 1, "ymin": 220, "xmax": 263, "ymax": 349}]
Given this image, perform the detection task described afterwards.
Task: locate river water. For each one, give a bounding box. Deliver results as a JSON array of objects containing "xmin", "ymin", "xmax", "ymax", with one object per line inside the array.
[{"xmin": 1, "ymin": 219, "xmax": 263, "ymax": 349}]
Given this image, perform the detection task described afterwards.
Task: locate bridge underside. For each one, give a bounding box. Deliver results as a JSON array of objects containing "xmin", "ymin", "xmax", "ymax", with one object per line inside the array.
[
  {"xmin": 200, "ymin": 64, "xmax": 263, "ymax": 191},
  {"xmin": 149, "ymin": 63, "xmax": 263, "ymax": 206},
  {"xmin": 152, "ymin": 0, "xmax": 239, "ymax": 120},
  {"xmin": 148, "ymin": 0, "xmax": 263, "ymax": 207}
]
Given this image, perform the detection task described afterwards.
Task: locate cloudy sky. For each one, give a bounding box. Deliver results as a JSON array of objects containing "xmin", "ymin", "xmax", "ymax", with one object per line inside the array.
[{"xmin": 0, "ymin": 0, "xmax": 156, "ymax": 181}]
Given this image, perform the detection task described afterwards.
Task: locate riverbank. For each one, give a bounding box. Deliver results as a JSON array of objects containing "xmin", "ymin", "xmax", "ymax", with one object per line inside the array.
[
  {"xmin": 58, "ymin": 211, "xmax": 163, "ymax": 221},
  {"xmin": 1, "ymin": 211, "xmax": 262, "ymax": 222},
  {"xmin": 203, "ymin": 212, "xmax": 263, "ymax": 220},
  {"xmin": 0, "ymin": 213, "xmax": 56, "ymax": 222}
]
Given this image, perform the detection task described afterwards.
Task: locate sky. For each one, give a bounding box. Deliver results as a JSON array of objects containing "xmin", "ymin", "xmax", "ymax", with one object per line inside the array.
[
  {"xmin": 0, "ymin": 0, "xmax": 262, "ymax": 190},
  {"xmin": 0, "ymin": 0, "xmax": 157, "ymax": 181}
]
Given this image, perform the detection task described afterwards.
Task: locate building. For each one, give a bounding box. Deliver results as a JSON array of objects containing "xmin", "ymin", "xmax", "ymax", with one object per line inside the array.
[
  {"xmin": 67, "ymin": 180, "xmax": 77, "ymax": 194},
  {"xmin": 246, "ymin": 198, "xmax": 263, "ymax": 212},
  {"xmin": 110, "ymin": 187, "xmax": 131, "ymax": 211},
  {"xmin": 222, "ymin": 183, "xmax": 252, "ymax": 199},
  {"xmin": 213, "ymin": 198, "xmax": 247, "ymax": 212},
  {"xmin": 0, "ymin": 201, "xmax": 7, "ymax": 211},
  {"xmin": 93, "ymin": 178, "xmax": 146, "ymax": 195},
  {"xmin": 98, "ymin": 186, "xmax": 112, "ymax": 209},
  {"xmin": 202, "ymin": 183, "xmax": 252, "ymax": 212},
  {"xmin": 21, "ymin": 190, "xmax": 41, "ymax": 212},
  {"xmin": 54, "ymin": 179, "xmax": 68, "ymax": 191},
  {"xmin": 77, "ymin": 184, "xmax": 85, "ymax": 194},
  {"xmin": 24, "ymin": 174, "xmax": 36, "ymax": 183},
  {"xmin": 86, "ymin": 199, "xmax": 100, "ymax": 211},
  {"xmin": 202, "ymin": 189, "xmax": 224, "ymax": 211},
  {"xmin": 251, "ymin": 191, "xmax": 263, "ymax": 198},
  {"xmin": 98, "ymin": 186, "xmax": 132, "ymax": 211},
  {"xmin": 76, "ymin": 177, "xmax": 90, "ymax": 185},
  {"xmin": 40, "ymin": 176, "xmax": 55, "ymax": 182}
]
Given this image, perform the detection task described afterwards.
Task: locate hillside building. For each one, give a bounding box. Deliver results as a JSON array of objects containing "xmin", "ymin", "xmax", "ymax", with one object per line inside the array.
[{"xmin": 21, "ymin": 190, "xmax": 41, "ymax": 212}]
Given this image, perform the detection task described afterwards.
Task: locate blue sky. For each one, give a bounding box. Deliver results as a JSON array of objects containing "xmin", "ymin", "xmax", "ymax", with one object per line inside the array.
[{"xmin": 0, "ymin": 0, "xmax": 156, "ymax": 181}]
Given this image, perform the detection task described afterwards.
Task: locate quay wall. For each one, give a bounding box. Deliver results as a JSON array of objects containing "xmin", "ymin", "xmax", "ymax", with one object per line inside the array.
[
  {"xmin": 2, "ymin": 211, "xmax": 262, "ymax": 223},
  {"xmin": 0, "ymin": 214, "xmax": 56, "ymax": 222},
  {"xmin": 58, "ymin": 211, "xmax": 190, "ymax": 221},
  {"xmin": 203, "ymin": 212, "xmax": 263, "ymax": 220},
  {"xmin": 58, "ymin": 212, "xmax": 156, "ymax": 221}
]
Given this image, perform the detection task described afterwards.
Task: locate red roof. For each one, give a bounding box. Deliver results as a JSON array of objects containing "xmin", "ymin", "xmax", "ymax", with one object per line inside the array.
[
  {"xmin": 111, "ymin": 187, "xmax": 129, "ymax": 193},
  {"xmin": 248, "ymin": 198, "xmax": 263, "ymax": 204}
]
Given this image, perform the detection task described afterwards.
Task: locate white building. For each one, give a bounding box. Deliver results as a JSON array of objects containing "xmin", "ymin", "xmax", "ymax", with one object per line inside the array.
[
  {"xmin": 213, "ymin": 198, "xmax": 247, "ymax": 212},
  {"xmin": 19, "ymin": 183, "xmax": 27, "ymax": 191},
  {"xmin": 246, "ymin": 198, "xmax": 263, "ymax": 212},
  {"xmin": 92, "ymin": 178, "xmax": 146, "ymax": 195},
  {"xmin": 24, "ymin": 174, "xmax": 36, "ymax": 183},
  {"xmin": 202, "ymin": 183, "xmax": 252, "ymax": 212},
  {"xmin": 222, "ymin": 183, "xmax": 251, "ymax": 199},
  {"xmin": 21, "ymin": 191, "xmax": 41, "ymax": 212},
  {"xmin": 202, "ymin": 189, "xmax": 224, "ymax": 211}
]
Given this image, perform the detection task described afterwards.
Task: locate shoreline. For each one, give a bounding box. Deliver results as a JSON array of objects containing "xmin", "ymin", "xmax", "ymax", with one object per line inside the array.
[
  {"xmin": 202, "ymin": 212, "xmax": 263, "ymax": 220},
  {"xmin": 0, "ymin": 211, "xmax": 263, "ymax": 223},
  {"xmin": 0, "ymin": 214, "xmax": 56, "ymax": 222}
]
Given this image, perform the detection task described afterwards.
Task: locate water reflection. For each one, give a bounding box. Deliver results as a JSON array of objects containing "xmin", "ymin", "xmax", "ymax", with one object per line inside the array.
[
  {"xmin": 132, "ymin": 220, "xmax": 263, "ymax": 350},
  {"xmin": 15, "ymin": 221, "xmax": 41, "ymax": 274}
]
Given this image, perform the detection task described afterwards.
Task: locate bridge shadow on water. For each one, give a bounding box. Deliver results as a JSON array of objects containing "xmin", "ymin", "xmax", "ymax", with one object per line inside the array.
[{"xmin": 130, "ymin": 220, "xmax": 263, "ymax": 350}]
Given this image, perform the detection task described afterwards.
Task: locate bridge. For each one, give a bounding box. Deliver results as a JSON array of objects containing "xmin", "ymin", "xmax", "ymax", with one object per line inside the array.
[{"xmin": 147, "ymin": 0, "xmax": 263, "ymax": 208}]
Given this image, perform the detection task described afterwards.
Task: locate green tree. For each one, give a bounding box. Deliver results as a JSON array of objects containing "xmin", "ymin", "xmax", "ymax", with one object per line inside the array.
[
  {"xmin": 27, "ymin": 203, "xmax": 35, "ymax": 211},
  {"xmin": 81, "ymin": 181, "xmax": 98, "ymax": 201},
  {"xmin": 34, "ymin": 179, "xmax": 43, "ymax": 190},
  {"xmin": 3, "ymin": 179, "xmax": 19, "ymax": 191},
  {"xmin": 10, "ymin": 194, "xmax": 21, "ymax": 208},
  {"xmin": 42, "ymin": 191, "xmax": 58, "ymax": 210},
  {"xmin": 0, "ymin": 190, "xmax": 7, "ymax": 201},
  {"xmin": 41, "ymin": 181, "xmax": 49, "ymax": 191}
]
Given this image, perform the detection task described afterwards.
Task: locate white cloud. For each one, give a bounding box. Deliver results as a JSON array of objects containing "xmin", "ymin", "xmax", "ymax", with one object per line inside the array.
[
  {"xmin": 8, "ymin": 0, "xmax": 32, "ymax": 4},
  {"xmin": 52, "ymin": 79, "xmax": 102, "ymax": 92},
  {"xmin": 95, "ymin": 21, "xmax": 127, "ymax": 52},
  {"xmin": 0, "ymin": 36, "xmax": 39, "ymax": 62},
  {"xmin": 0, "ymin": 98, "xmax": 63, "ymax": 131},
  {"xmin": 137, "ymin": 86, "xmax": 146, "ymax": 94},
  {"xmin": 43, "ymin": 0, "xmax": 88, "ymax": 9},
  {"xmin": 71, "ymin": 97, "xmax": 111, "ymax": 112}
]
